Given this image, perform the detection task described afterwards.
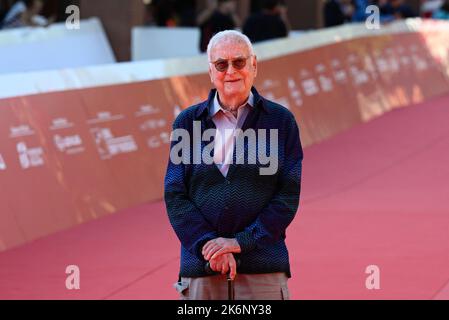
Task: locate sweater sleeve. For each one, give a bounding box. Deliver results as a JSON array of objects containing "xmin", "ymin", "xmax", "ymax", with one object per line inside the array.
[
  {"xmin": 164, "ymin": 114, "xmax": 218, "ymax": 260},
  {"xmin": 235, "ymin": 115, "xmax": 303, "ymax": 253}
]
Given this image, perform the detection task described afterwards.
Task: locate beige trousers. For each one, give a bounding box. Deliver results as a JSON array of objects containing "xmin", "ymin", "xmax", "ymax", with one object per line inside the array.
[{"xmin": 174, "ymin": 272, "xmax": 290, "ymax": 300}]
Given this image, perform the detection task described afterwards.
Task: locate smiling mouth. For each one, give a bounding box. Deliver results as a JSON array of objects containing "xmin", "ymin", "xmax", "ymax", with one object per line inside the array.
[{"xmin": 225, "ymin": 79, "xmax": 241, "ymax": 83}]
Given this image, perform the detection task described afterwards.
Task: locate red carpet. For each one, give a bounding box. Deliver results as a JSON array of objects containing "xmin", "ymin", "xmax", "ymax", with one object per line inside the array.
[{"xmin": 1, "ymin": 94, "xmax": 448, "ymax": 299}]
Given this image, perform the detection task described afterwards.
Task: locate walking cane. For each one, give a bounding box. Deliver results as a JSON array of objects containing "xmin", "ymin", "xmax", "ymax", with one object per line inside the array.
[
  {"xmin": 205, "ymin": 259, "xmax": 239, "ymax": 300},
  {"xmin": 227, "ymin": 273, "xmax": 235, "ymax": 300}
]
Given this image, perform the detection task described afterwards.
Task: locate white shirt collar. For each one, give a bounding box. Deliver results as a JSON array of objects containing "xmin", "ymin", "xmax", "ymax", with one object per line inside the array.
[{"xmin": 211, "ymin": 91, "xmax": 254, "ymax": 117}]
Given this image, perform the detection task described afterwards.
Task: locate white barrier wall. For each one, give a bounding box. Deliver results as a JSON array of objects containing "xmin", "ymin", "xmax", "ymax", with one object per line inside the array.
[
  {"xmin": 1, "ymin": 19, "xmax": 448, "ymax": 100},
  {"xmin": 132, "ymin": 27, "xmax": 201, "ymax": 61},
  {"xmin": 0, "ymin": 17, "xmax": 115, "ymax": 74}
]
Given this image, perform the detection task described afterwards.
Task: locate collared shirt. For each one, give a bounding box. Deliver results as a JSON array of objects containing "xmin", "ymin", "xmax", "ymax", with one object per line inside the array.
[{"xmin": 211, "ymin": 91, "xmax": 254, "ymax": 177}]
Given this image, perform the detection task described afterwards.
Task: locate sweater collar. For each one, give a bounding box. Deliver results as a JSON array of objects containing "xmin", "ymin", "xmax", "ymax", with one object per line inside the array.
[{"xmin": 195, "ymin": 86, "xmax": 269, "ymax": 119}]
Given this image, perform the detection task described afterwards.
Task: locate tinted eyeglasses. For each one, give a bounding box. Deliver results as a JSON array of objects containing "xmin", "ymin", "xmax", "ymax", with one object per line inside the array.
[{"xmin": 210, "ymin": 56, "xmax": 252, "ymax": 72}]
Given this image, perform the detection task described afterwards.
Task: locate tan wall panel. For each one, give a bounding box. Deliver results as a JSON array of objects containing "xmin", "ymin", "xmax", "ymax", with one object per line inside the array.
[{"xmin": 0, "ymin": 29, "xmax": 448, "ymax": 251}]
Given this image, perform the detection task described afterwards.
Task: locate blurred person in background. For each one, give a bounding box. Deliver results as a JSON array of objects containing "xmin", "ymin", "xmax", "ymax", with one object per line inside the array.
[
  {"xmin": 433, "ymin": 0, "xmax": 449, "ymax": 19},
  {"xmin": 351, "ymin": 0, "xmax": 370, "ymax": 21},
  {"xmin": 323, "ymin": 0, "xmax": 354, "ymax": 27},
  {"xmin": 340, "ymin": 0, "xmax": 356, "ymax": 21},
  {"xmin": 149, "ymin": 0, "xmax": 197, "ymax": 27},
  {"xmin": 243, "ymin": 0, "xmax": 290, "ymax": 43},
  {"xmin": 1, "ymin": 0, "xmax": 24, "ymax": 26},
  {"xmin": 421, "ymin": 0, "xmax": 444, "ymax": 18},
  {"xmin": 381, "ymin": 0, "xmax": 418, "ymax": 19},
  {"xmin": 0, "ymin": 1, "xmax": 9, "ymax": 28},
  {"xmin": 198, "ymin": 0, "xmax": 240, "ymax": 53},
  {"xmin": 151, "ymin": 0, "xmax": 177, "ymax": 27},
  {"xmin": 1, "ymin": 0, "xmax": 25, "ymax": 28},
  {"xmin": 174, "ymin": 0, "xmax": 197, "ymax": 27},
  {"xmin": 345, "ymin": 0, "xmax": 419, "ymax": 24},
  {"xmin": 371, "ymin": 0, "xmax": 395, "ymax": 22},
  {"xmin": 2, "ymin": 0, "xmax": 53, "ymax": 29}
]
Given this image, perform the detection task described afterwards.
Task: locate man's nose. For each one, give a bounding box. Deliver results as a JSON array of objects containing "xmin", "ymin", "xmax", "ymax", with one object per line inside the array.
[{"xmin": 226, "ymin": 63, "xmax": 236, "ymax": 75}]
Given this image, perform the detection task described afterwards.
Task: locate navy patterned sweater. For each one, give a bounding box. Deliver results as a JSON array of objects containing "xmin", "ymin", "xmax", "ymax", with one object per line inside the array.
[{"xmin": 164, "ymin": 87, "xmax": 303, "ymax": 278}]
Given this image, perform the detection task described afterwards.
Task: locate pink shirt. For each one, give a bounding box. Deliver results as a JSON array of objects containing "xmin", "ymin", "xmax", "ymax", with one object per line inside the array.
[{"xmin": 211, "ymin": 91, "xmax": 254, "ymax": 177}]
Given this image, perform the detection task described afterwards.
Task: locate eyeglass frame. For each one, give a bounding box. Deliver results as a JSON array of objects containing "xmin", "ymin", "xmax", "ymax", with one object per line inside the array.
[{"xmin": 209, "ymin": 55, "xmax": 255, "ymax": 72}]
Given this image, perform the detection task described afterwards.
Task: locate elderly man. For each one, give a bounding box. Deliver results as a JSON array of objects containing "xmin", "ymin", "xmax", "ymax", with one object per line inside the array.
[{"xmin": 165, "ymin": 30, "xmax": 303, "ymax": 300}]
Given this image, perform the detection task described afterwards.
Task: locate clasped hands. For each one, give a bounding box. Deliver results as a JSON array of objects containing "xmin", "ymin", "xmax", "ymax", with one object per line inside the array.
[{"xmin": 202, "ymin": 237, "xmax": 241, "ymax": 280}]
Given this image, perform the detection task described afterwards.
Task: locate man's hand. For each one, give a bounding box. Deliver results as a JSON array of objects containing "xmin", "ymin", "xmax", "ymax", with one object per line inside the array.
[
  {"xmin": 209, "ymin": 253, "xmax": 237, "ymax": 280},
  {"xmin": 202, "ymin": 237, "xmax": 241, "ymax": 261}
]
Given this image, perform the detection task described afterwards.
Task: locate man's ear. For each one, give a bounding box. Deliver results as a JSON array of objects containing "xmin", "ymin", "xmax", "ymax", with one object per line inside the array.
[
  {"xmin": 253, "ymin": 55, "xmax": 258, "ymax": 78},
  {"xmin": 208, "ymin": 66, "xmax": 214, "ymax": 83}
]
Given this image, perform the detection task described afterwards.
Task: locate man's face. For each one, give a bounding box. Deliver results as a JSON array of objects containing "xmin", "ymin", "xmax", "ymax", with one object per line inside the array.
[{"xmin": 208, "ymin": 41, "xmax": 257, "ymax": 104}]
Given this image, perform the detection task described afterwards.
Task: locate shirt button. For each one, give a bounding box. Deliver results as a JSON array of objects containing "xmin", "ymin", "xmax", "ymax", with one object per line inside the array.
[
  {"xmin": 224, "ymin": 206, "xmax": 229, "ymax": 210},
  {"xmin": 225, "ymin": 180, "xmax": 231, "ymax": 185}
]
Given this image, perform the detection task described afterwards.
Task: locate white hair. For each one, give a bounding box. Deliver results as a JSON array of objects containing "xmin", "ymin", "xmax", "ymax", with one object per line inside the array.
[{"xmin": 207, "ymin": 30, "xmax": 255, "ymax": 61}]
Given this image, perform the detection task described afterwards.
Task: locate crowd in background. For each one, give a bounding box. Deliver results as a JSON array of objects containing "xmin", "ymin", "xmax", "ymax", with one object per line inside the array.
[
  {"xmin": 1, "ymin": 0, "xmax": 449, "ymax": 46},
  {"xmin": 433, "ymin": 0, "xmax": 449, "ymax": 19},
  {"xmin": 197, "ymin": 0, "xmax": 290, "ymax": 52},
  {"xmin": 324, "ymin": 0, "xmax": 419, "ymax": 27},
  {"xmin": 145, "ymin": 0, "xmax": 290, "ymax": 52},
  {"xmin": 324, "ymin": 0, "xmax": 449, "ymax": 27},
  {"xmin": 143, "ymin": 0, "xmax": 449, "ymax": 52},
  {"xmin": 0, "ymin": 0, "xmax": 55, "ymax": 29}
]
